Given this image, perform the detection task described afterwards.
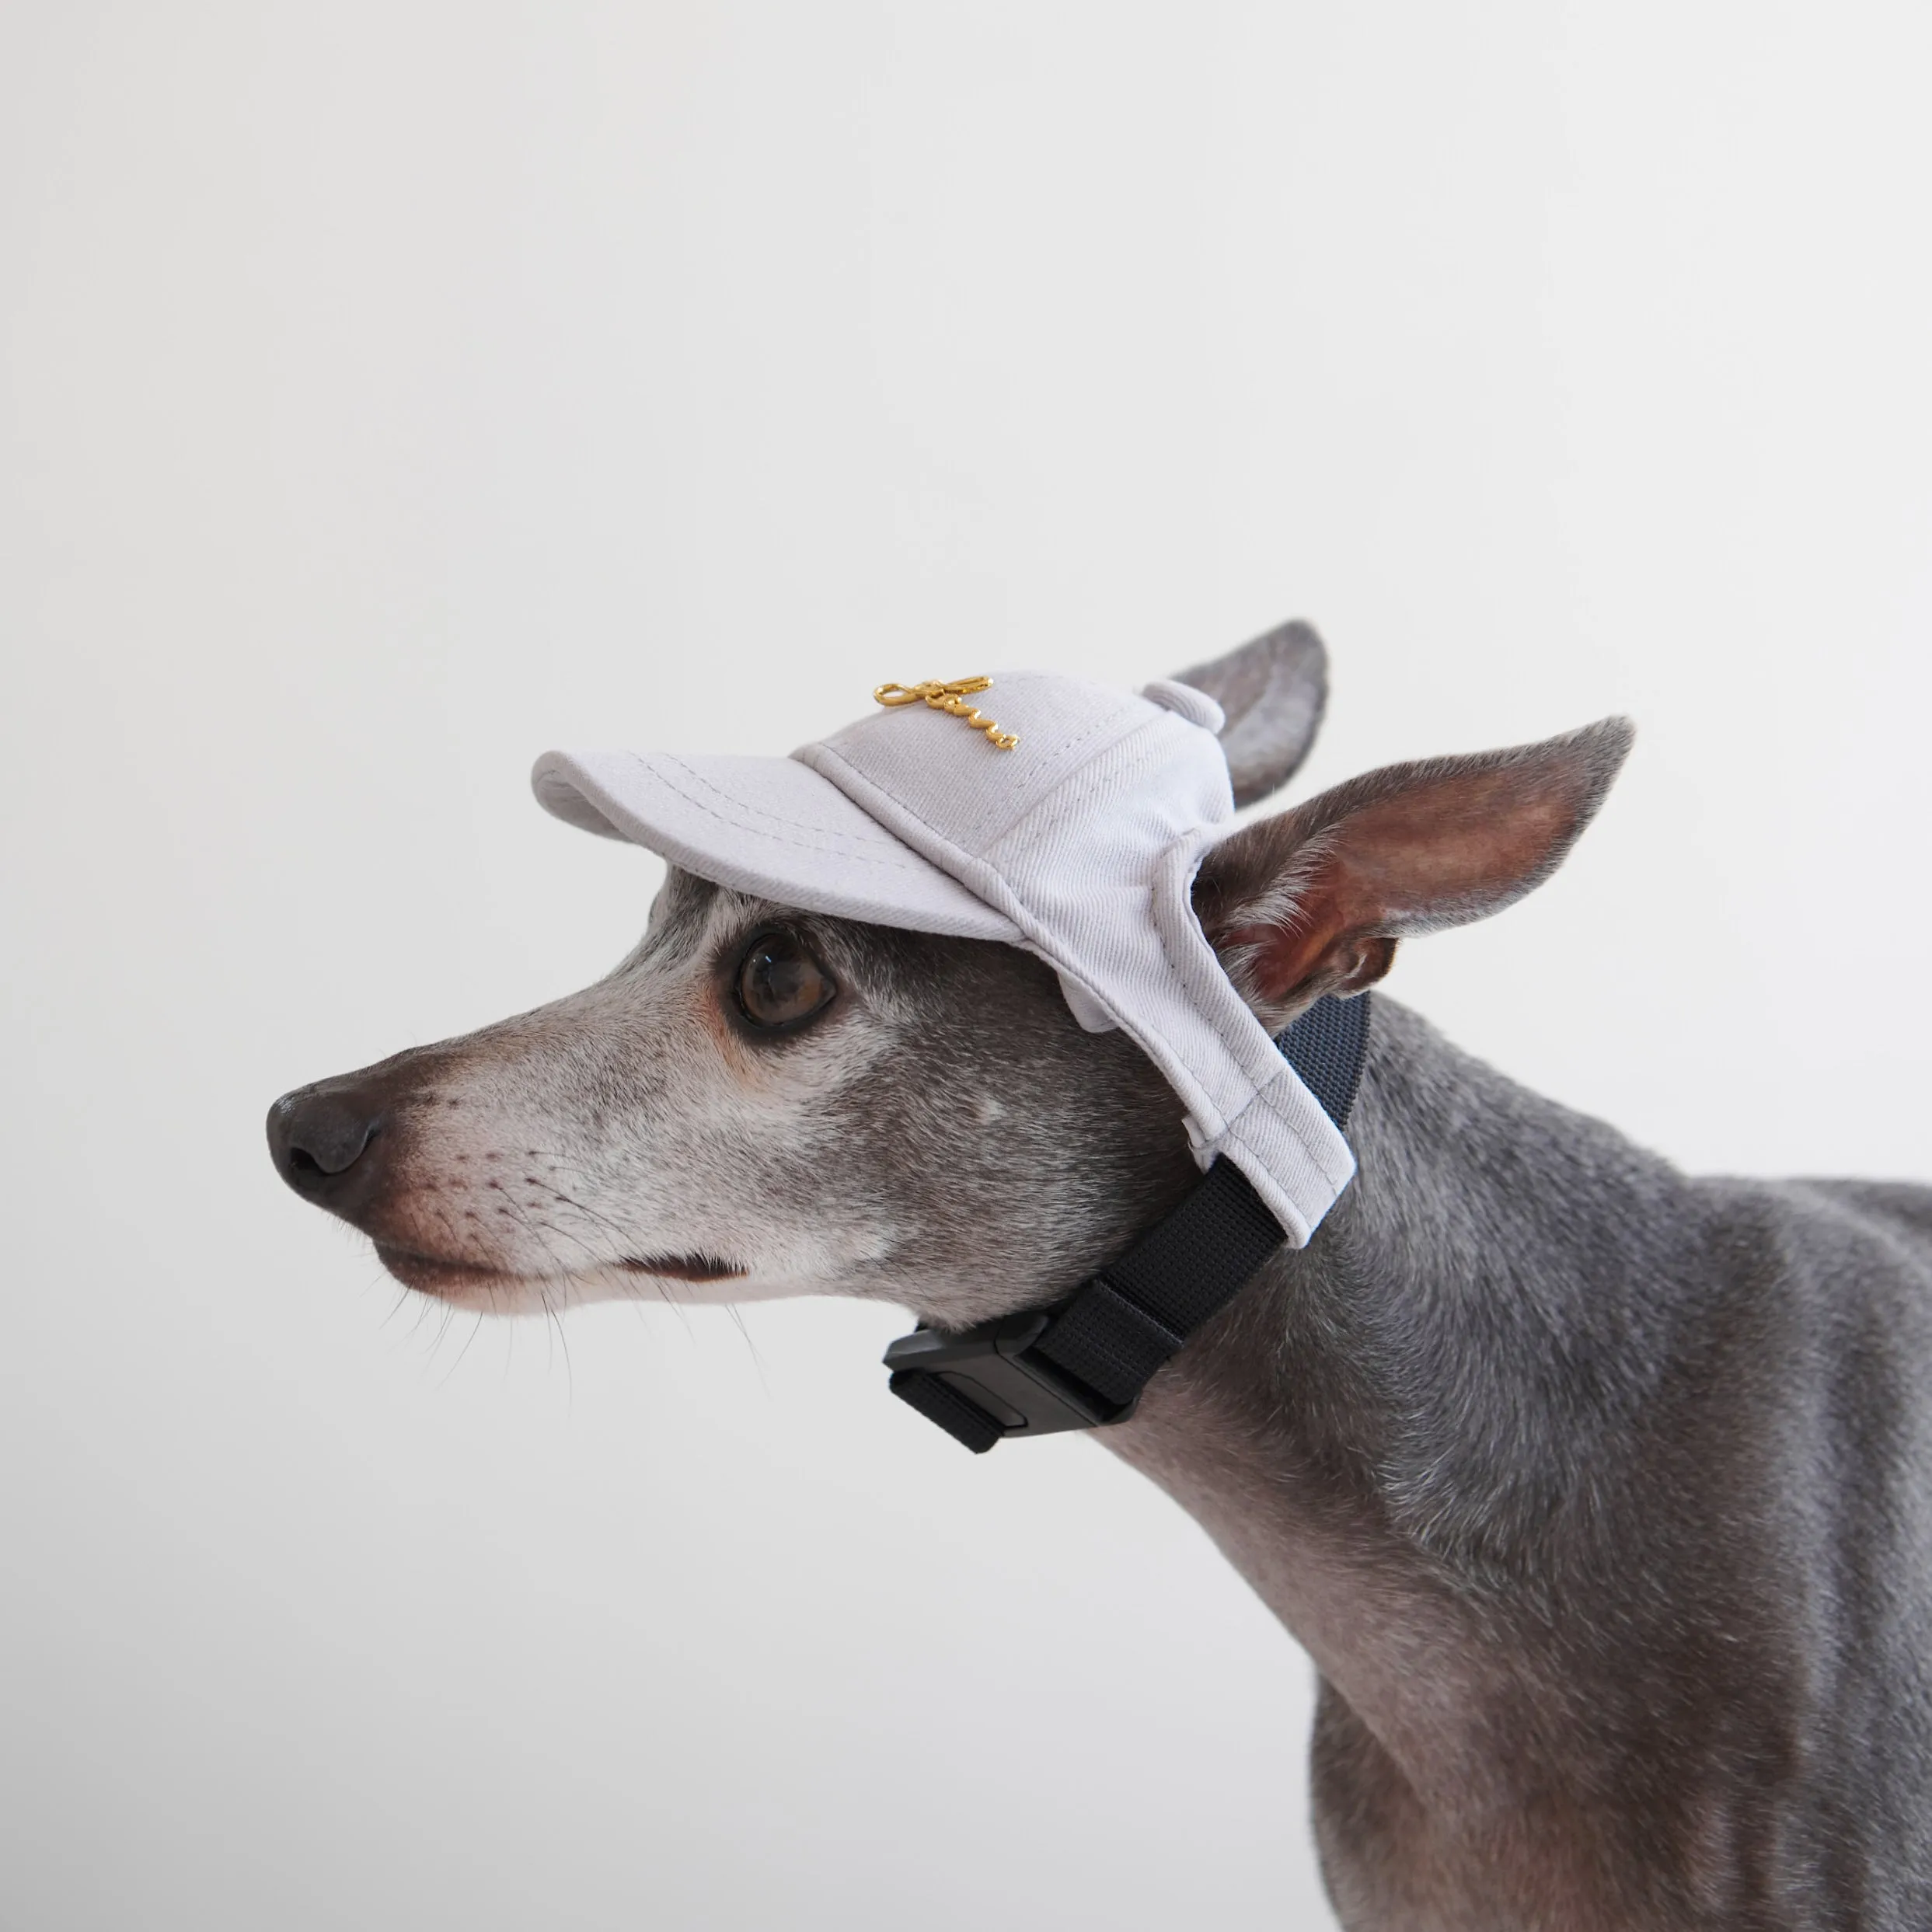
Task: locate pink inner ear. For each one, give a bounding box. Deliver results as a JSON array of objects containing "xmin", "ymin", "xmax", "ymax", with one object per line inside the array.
[
  {"xmin": 1216, "ymin": 874, "xmax": 1352, "ymax": 1007},
  {"xmin": 1197, "ymin": 715, "xmax": 1632, "ymax": 1010},
  {"xmin": 1342, "ymin": 782, "xmax": 1578, "ymax": 924}
]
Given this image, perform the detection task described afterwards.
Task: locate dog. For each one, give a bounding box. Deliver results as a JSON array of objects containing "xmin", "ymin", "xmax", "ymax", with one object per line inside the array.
[{"xmin": 270, "ymin": 627, "xmax": 1932, "ymax": 1928}]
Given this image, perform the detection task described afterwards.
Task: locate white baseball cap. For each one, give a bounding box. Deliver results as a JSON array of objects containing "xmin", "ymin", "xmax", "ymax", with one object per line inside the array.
[{"xmin": 531, "ymin": 668, "xmax": 1355, "ymax": 1244}]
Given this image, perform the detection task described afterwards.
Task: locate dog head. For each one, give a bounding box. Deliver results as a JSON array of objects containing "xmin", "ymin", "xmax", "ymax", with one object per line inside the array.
[{"xmin": 267, "ymin": 625, "xmax": 1327, "ymax": 1327}]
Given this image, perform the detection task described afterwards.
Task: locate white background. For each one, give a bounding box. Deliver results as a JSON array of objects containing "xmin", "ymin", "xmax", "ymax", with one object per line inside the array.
[{"xmin": 5, "ymin": 5, "xmax": 1932, "ymax": 1928}]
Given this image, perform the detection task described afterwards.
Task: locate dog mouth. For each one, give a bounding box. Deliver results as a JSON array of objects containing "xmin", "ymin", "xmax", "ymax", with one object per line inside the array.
[
  {"xmin": 620, "ymin": 1253, "xmax": 748, "ymax": 1283},
  {"xmin": 374, "ymin": 1243, "xmax": 748, "ymax": 1298}
]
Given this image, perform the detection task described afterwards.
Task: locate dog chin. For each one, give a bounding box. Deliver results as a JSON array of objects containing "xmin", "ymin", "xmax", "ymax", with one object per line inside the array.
[{"xmin": 372, "ymin": 1243, "xmax": 540, "ymax": 1309}]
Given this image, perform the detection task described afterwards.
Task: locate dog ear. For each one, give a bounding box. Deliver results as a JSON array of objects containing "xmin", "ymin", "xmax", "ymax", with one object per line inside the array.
[
  {"xmin": 1191, "ymin": 717, "xmax": 1634, "ymax": 1029},
  {"xmin": 1173, "ymin": 620, "xmax": 1330, "ymax": 807}
]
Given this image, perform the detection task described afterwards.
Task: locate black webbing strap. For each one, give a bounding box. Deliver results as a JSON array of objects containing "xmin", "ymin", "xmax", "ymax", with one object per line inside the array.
[
  {"xmin": 1026, "ymin": 1160, "xmax": 1283, "ymax": 1406},
  {"xmin": 1278, "ymin": 986, "xmax": 1371, "ymax": 1131},
  {"xmin": 885, "ymin": 992, "xmax": 1370, "ymax": 1452}
]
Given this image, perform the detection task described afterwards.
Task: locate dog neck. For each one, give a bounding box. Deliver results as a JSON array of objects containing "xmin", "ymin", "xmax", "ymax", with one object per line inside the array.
[{"xmin": 1104, "ymin": 996, "xmax": 1700, "ymax": 1890}]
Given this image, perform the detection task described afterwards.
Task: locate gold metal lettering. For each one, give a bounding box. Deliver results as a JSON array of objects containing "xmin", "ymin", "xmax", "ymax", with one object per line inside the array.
[{"xmin": 872, "ymin": 676, "xmax": 1018, "ymax": 751}]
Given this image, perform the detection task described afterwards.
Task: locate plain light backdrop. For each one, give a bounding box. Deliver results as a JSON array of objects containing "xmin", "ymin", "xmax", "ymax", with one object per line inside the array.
[{"xmin": 5, "ymin": 5, "xmax": 1932, "ymax": 1928}]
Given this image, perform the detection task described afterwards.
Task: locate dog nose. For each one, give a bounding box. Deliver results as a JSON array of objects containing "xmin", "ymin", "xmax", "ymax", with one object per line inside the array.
[{"xmin": 267, "ymin": 1082, "xmax": 386, "ymax": 1204}]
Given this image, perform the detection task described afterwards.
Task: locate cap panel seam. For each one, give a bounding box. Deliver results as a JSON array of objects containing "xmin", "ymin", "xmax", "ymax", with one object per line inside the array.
[
  {"xmin": 981, "ymin": 713, "xmax": 1207, "ymax": 853},
  {"xmin": 959, "ymin": 701, "xmax": 1150, "ymax": 851}
]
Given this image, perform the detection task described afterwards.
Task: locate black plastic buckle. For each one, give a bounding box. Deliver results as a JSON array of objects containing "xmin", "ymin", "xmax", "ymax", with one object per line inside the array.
[{"xmin": 883, "ymin": 1309, "xmax": 1132, "ymax": 1447}]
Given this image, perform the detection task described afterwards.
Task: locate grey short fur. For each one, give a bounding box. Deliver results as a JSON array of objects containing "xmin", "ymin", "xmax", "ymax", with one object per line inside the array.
[{"xmin": 268, "ymin": 626, "xmax": 1932, "ymax": 1929}]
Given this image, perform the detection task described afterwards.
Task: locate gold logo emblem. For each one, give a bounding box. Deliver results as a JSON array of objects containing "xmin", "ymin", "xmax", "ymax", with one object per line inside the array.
[{"xmin": 872, "ymin": 676, "xmax": 1017, "ymax": 751}]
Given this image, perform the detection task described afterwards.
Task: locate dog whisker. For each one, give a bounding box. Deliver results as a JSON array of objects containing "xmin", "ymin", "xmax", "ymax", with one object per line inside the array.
[{"xmin": 438, "ymin": 1310, "xmax": 486, "ymax": 1388}]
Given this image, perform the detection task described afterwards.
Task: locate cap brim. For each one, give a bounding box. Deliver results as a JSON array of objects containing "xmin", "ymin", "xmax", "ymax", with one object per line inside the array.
[{"xmin": 531, "ymin": 748, "xmax": 1021, "ymax": 943}]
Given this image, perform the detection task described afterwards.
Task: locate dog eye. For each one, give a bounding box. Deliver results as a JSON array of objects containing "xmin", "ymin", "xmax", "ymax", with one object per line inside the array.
[{"xmin": 735, "ymin": 931, "xmax": 836, "ymax": 1031}]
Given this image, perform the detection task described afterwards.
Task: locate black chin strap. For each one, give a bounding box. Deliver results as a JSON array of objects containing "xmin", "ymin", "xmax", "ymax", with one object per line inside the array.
[{"xmin": 884, "ymin": 992, "xmax": 1372, "ymax": 1452}]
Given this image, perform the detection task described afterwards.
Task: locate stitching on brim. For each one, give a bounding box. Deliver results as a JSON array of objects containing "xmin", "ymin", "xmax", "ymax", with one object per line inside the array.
[{"xmin": 636, "ymin": 755, "xmax": 941, "ymax": 874}]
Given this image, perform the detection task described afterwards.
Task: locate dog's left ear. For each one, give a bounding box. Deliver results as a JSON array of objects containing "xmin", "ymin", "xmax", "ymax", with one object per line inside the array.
[
  {"xmin": 1192, "ymin": 717, "xmax": 1634, "ymax": 1030},
  {"xmin": 1173, "ymin": 619, "xmax": 1329, "ymax": 807}
]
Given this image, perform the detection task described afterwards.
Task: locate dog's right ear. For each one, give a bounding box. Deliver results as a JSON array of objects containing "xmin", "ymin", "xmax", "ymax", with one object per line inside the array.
[
  {"xmin": 1173, "ymin": 620, "xmax": 1329, "ymax": 808},
  {"xmin": 1191, "ymin": 717, "xmax": 1634, "ymax": 1031}
]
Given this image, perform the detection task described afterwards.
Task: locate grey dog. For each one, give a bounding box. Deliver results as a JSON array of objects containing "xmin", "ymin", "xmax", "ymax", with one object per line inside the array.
[{"xmin": 269, "ymin": 629, "xmax": 1932, "ymax": 1929}]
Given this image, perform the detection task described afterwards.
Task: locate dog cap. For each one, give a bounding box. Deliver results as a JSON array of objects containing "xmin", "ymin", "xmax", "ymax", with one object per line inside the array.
[{"xmin": 532, "ymin": 670, "xmax": 1354, "ymax": 1244}]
